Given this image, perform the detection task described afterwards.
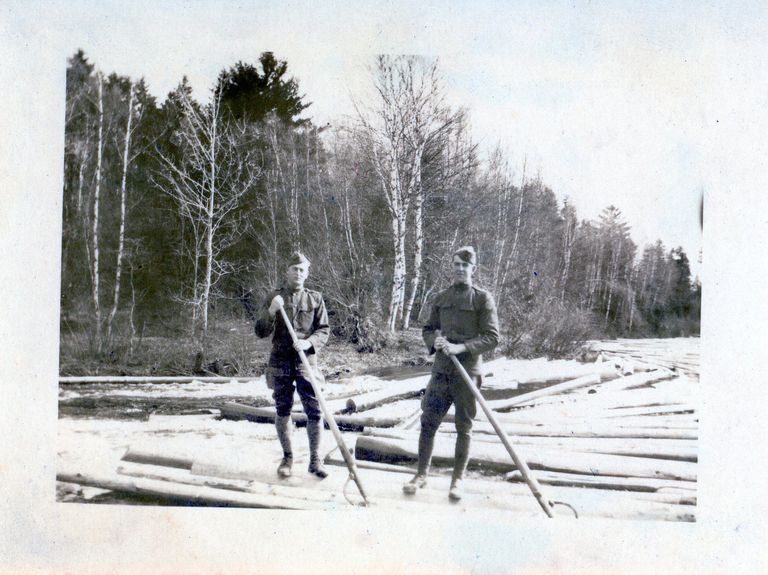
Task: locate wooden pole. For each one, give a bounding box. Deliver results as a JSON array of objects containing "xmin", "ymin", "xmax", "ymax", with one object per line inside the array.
[
  {"xmin": 276, "ymin": 304, "xmax": 370, "ymax": 505},
  {"xmin": 446, "ymin": 353, "xmax": 557, "ymax": 518}
]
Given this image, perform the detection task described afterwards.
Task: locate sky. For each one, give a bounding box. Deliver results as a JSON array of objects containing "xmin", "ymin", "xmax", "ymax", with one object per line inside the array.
[{"xmin": 6, "ymin": 1, "xmax": 765, "ymax": 280}]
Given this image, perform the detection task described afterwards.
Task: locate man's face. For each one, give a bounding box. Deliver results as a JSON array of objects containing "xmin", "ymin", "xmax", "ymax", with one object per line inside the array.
[
  {"xmin": 286, "ymin": 263, "xmax": 309, "ymax": 288},
  {"xmin": 452, "ymin": 255, "xmax": 475, "ymax": 285}
]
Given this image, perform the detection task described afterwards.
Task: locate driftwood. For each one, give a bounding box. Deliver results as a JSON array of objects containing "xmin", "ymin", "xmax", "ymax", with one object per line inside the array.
[
  {"xmin": 355, "ymin": 435, "xmax": 697, "ymax": 480},
  {"xmin": 219, "ymin": 402, "xmax": 404, "ymax": 429}
]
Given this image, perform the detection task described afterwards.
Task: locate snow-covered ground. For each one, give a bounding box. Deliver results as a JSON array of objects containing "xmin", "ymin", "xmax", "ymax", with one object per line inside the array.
[{"xmin": 57, "ymin": 337, "xmax": 699, "ymax": 516}]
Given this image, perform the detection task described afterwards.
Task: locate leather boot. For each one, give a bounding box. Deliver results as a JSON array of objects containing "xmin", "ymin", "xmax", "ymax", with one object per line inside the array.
[
  {"xmin": 275, "ymin": 415, "xmax": 293, "ymax": 478},
  {"xmin": 307, "ymin": 419, "xmax": 328, "ymax": 479},
  {"xmin": 449, "ymin": 432, "xmax": 471, "ymax": 501},
  {"xmin": 403, "ymin": 427, "xmax": 436, "ymax": 494}
]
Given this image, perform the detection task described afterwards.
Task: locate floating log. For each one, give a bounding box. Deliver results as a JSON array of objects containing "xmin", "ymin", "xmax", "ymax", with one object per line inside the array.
[
  {"xmin": 219, "ymin": 402, "xmax": 404, "ymax": 429},
  {"xmin": 355, "ymin": 435, "xmax": 697, "ymax": 480},
  {"xmin": 344, "ymin": 376, "xmax": 429, "ymax": 412}
]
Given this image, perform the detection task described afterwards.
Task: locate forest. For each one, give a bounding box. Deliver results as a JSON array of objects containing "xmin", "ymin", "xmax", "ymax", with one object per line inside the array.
[{"xmin": 59, "ymin": 50, "xmax": 701, "ymax": 374}]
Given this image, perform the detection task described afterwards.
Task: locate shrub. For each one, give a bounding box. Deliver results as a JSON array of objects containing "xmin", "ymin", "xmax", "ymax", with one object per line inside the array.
[{"xmin": 501, "ymin": 299, "xmax": 598, "ymax": 359}]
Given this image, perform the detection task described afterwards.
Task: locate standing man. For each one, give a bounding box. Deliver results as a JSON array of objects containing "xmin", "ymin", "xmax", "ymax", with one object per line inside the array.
[
  {"xmin": 403, "ymin": 246, "xmax": 499, "ymax": 501},
  {"xmin": 254, "ymin": 251, "xmax": 330, "ymax": 479}
]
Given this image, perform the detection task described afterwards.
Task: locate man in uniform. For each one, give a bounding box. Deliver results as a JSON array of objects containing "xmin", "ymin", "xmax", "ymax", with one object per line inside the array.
[
  {"xmin": 403, "ymin": 246, "xmax": 500, "ymax": 501},
  {"xmin": 254, "ymin": 251, "xmax": 330, "ymax": 479}
]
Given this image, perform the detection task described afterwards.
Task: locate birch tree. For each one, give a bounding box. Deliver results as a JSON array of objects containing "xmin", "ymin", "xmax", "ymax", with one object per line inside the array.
[
  {"xmin": 155, "ymin": 85, "xmax": 261, "ymax": 355},
  {"xmin": 355, "ymin": 55, "xmax": 459, "ymax": 331}
]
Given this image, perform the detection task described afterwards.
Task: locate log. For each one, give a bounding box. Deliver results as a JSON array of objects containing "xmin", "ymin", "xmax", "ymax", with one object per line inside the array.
[
  {"xmin": 362, "ymin": 428, "xmax": 698, "ymax": 462},
  {"xmin": 112, "ymin": 449, "xmax": 695, "ymax": 520},
  {"xmin": 56, "ymin": 470, "xmax": 338, "ymax": 510},
  {"xmin": 116, "ymin": 457, "xmax": 695, "ymax": 519},
  {"xmin": 122, "ymin": 449, "xmax": 193, "ymax": 470},
  {"xmin": 511, "ymin": 385, "xmax": 697, "ymax": 411},
  {"xmin": 59, "ymin": 375, "xmax": 264, "ymax": 384},
  {"xmin": 219, "ymin": 402, "xmax": 404, "ymax": 429},
  {"xmin": 462, "ymin": 420, "xmax": 697, "ymax": 440},
  {"xmin": 344, "ymin": 376, "xmax": 429, "ymax": 412},
  {"xmin": 505, "ymin": 469, "xmax": 697, "ymax": 494},
  {"xmin": 486, "ymin": 370, "xmax": 675, "ymax": 412},
  {"xmin": 483, "ymin": 358, "xmax": 620, "ymax": 387},
  {"xmin": 355, "ymin": 435, "xmax": 697, "ymax": 480}
]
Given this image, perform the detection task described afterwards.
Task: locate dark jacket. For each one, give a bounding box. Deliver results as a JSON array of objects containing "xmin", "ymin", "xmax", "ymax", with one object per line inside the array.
[
  {"xmin": 254, "ymin": 285, "xmax": 330, "ymax": 377},
  {"xmin": 422, "ymin": 283, "xmax": 500, "ymax": 377}
]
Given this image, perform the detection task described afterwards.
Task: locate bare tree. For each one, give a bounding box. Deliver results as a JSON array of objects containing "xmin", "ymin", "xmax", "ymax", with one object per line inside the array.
[
  {"xmin": 106, "ymin": 80, "xmax": 137, "ymax": 343},
  {"xmin": 155, "ymin": 87, "xmax": 261, "ymax": 355},
  {"xmin": 90, "ymin": 72, "xmax": 105, "ymax": 349},
  {"xmin": 355, "ymin": 55, "xmax": 459, "ymax": 331}
]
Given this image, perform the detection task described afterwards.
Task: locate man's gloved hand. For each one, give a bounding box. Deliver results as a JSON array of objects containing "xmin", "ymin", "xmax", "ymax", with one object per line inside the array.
[
  {"xmin": 268, "ymin": 295, "xmax": 284, "ymax": 316},
  {"xmin": 293, "ymin": 339, "xmax": 313, "ymax": 352}
]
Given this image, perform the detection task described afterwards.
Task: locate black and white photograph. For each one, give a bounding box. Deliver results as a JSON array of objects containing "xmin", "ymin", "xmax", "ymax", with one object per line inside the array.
[{"xmin": 2, "ymin": 1, "xmax": 767, "ymax": 574}]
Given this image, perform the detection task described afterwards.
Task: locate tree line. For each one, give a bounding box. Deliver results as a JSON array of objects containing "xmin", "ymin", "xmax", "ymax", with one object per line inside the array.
[{"xmin": 60, "ymin": 50, "xmax": 701, "ymax": 366}]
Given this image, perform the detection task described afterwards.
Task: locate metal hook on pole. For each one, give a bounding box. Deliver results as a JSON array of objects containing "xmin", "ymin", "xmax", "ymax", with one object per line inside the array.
[{"xmin": 444, "ymin": 352, "xmax": 567, "ymax": 518}]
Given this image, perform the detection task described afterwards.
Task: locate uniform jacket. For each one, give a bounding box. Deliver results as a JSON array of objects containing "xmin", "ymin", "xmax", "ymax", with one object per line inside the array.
[
  {"xmin": 254, "ymin": 284, "xmax": 330, "ymax": 377},
  {"xmin": 422, "ymin": 283, "xmax": 500, "ymax": 377}
]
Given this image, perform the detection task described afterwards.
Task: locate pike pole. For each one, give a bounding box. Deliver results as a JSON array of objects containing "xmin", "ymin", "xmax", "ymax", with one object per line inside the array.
[
  {"xmin": 276, "ymin": 303, "xmax": 370, "ymax": 506},
  {"xmin": 445, "ymin": 352, "xmax": 557, "ymax": 518}
]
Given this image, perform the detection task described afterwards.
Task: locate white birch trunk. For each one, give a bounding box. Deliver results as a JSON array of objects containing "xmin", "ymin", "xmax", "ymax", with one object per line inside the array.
[
  {"xmin": 200, "ymin": 104, "xmax": 216, "ymax": 351},
  {"xmin": 402, "ymin": 161, "xmax": 424, "ymax": 329},
  {"xmin": 107, "ymin": 82, "xmax": 134, "ymax": 343},
  {"xmin": 91, "ymin": 73, "xmax": 104, "ymax": 350}
]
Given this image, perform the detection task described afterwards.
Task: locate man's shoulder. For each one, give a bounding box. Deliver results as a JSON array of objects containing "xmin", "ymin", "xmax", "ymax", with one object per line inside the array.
[
  {"xmin": 471, "ymin": 286, "xmax": 496, "ymax": 305},
  {"xmin": 304, "ymin": 288, "xmax": 325, "ymax": 305}
]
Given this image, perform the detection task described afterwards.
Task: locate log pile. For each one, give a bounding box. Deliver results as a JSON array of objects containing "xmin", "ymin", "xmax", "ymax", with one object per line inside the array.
[{"xmin": 58, "ymin": 351, "xmax": 698, "ymax": 520}]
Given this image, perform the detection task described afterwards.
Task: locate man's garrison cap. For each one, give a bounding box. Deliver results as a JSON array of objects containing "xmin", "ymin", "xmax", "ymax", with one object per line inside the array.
[
  {"xmin": 453, "ymin": 246, "xmax": 477, "ymax": 265},
  {"xmin": 288, "ymin": 251, "xmax": 311, "ymax": 266}
]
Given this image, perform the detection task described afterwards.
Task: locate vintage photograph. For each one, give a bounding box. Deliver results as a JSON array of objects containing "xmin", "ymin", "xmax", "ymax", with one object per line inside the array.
[
  {"xmin": 55, "ymin": 16, "xmax": 700, "ymax": 521},
  {"xmin": 8, "ymin": 1, "xmax": 768, "ymax": 573}
]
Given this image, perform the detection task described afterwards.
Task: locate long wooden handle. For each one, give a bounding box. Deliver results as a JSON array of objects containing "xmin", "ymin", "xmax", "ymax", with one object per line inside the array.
[
  {"xmin": 446, "ymin": 352, "xmax": 555, "ymax": 518},
  {"xmin": 276, "ymin": 304, "xmax": 370, "ymax": 505}
]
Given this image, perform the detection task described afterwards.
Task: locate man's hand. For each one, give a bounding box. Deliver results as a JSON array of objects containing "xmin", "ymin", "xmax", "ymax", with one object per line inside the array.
[
  {"xmin": 268, "ymin": 295, "xmax": 284, "ymax": 316},
  {"xmin": 435, "ymin": 336, "xmax": 466, "ymax": 356},
  {"xmin": 294, "ymin": 339, "xmax": 313, "ymax": 352}
]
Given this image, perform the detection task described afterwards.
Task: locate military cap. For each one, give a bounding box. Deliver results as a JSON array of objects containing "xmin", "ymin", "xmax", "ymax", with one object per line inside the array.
[
  {"xmin": 453, "ymin": 246, "xmax": 477, "ymax": 265},
  {"xmin": 288, "ymin": 251, "xmax": 311, "ymax": 267}
]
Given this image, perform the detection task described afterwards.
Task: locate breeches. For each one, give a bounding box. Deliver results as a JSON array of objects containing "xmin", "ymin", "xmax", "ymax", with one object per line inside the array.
[
  {"xmin": 271, "ymin": 373, "xmax": 321, "ymax": 420},
  {"xmin": 420, "ymin": 372, "xmax": 480, "ymax": 436}
]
